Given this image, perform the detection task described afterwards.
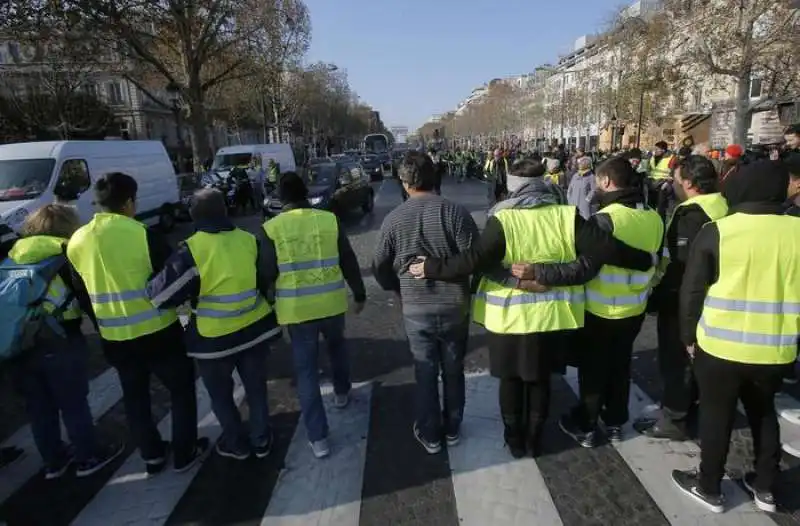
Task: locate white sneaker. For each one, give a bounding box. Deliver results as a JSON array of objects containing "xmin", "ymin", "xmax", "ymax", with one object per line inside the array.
[
  {"xmin": 309, "ymin": 439, "xmax": 330, "ymax": 459},
  {"xmin": 333, "ymin": 393, "xmax": 350, "ymax": 409}
]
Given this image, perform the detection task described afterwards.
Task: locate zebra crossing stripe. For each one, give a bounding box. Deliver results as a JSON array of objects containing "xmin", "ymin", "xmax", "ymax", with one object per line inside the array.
[
  {"xmin": 776, "ymin": 393, "xmax": 800, "ymax": 426},
  {"xmin": 261, "ymin": 382, "xmax": 372, "ymax": 526},
  {"xmin": 0, "ymin": 366, "xmax": 123, "ymax": 505},
  {"xmin": 447, "ymin": 372, "xmax": 563, "ymax": 526},
  {"xmin": 72, "ymin": 375, "xmax": 245, "ymax": 526},
  {"xmin": 562, "ymin": 367, "xmax": 775, "ymax": 525}
]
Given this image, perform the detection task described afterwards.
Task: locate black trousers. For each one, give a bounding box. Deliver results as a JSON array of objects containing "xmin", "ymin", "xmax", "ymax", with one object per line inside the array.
[
  {"xmin": 694, "ymin": 348, "xmax": 783, "ymax": 495},
  {"xmin": 574, "ymin": 312, "xmax": 645, "ymax": 430},
  {"xmin": 103, "ymin": 323, "xmax": 198, "ymax": 465},
  {"xmin": 657, "ymin": 309, "xmax": 698, "ymax": 422},
  {"xmin": 498, "ymin": 375, "xmax": 551, "ymax": 442}
]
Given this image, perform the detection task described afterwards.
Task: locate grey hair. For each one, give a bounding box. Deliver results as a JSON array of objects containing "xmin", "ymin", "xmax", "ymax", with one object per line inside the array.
[
  {"xmin": 190, "ymin": 188, "xmax": 227, "ymax": 221},
  {"xmin": 577, "ymin": 156, "xmax": 592, "ymax": 169}
]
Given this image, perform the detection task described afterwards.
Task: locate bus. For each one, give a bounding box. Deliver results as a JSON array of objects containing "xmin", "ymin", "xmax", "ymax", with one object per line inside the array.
[{"xmin": 363, "ymin": 133, "xmax": 391, "ymax": 168}]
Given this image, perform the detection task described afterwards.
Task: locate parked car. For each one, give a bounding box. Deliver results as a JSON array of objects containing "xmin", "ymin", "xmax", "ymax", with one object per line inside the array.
[
  {"xmin": 262, "ymin": 161, "xmax": 373, "ymax": 219},
  {"xmin": 360, "ymin": 154, "xmax": 384, "ymax": 182}
]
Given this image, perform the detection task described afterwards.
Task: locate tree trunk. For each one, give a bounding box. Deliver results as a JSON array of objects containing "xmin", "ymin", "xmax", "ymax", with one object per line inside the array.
[{"xmin": 733, "ymin": 74, "xmax": 751, "ymax": 147}]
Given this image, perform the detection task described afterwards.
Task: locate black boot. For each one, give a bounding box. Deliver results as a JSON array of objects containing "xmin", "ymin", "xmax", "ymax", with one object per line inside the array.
[
  {"xmin": 502, "ymin": 414, "xmax": 526, "ymax": 459},
  {"xmin": 526, "ymin": 417, "xmax": 544, "ymax": 458}
]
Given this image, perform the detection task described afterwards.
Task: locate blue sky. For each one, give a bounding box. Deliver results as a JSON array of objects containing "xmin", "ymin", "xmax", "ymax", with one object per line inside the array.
[{"xmin": 302, "ymin": 0, "xmax": 623, "ymax": 132}]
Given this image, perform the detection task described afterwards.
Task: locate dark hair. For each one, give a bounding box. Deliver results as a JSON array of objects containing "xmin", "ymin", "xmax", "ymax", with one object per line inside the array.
[
  {"xmin": 784, "ymin": 123, "xmax": 800, "ymax": 136},
  {"xmin": 625, "ymin": 148, "xmax": 642, "ymax": 159},
  {"xmin": 677, "ymin": 155, "xmax": 719, "ymax": 194},
  {"xmin": 279, "ymin": 172, "xmax": 308, "ymax": 203},
  {"xmin": 677, "ymin": 146, "xmax": 693, "ymax": 158},
  {"xmin": 509, "ymin": 159, "xmax": 545, "ymax": 178},
  {"xmin": 399, "ymin": 151, "xmax": 436, "ymax": 191},
  {"xmin": 595, "ymin": 157, "xmax": 640, "ymax": 189},
  {"xmin": 95, "ymin": 172, "xmax": 137, "ymax": 212},
  {"xmin": 190, "ymin": 188, "xmax": 227, "ymax": 221},
  {"xmin": 655, "ymin": 141, "xmax": 668, "ymax": 150}
]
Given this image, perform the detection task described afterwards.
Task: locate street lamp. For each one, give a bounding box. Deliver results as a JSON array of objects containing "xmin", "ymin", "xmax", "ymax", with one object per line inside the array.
[
  {"xmin": 165, "ymin": 82, "xmax": 185, "ymax": 152},
  {"xmin": 610, "ymin": 114, "xmax": 618, "ymax": 151}
]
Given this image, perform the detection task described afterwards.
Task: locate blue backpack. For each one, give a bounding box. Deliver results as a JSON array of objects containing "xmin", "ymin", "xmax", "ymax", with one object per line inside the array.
[{"xmin": 0, "ymin": 255, "xmax": 69, "ymax": 361}]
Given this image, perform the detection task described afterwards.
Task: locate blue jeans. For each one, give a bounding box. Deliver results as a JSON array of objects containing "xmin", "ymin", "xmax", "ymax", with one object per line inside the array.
[
  {"xmin": 404, "ymin": 310, "xmax": 469, "ymax": 442},
  {"xmin": 14, "ymin": 334, "xmax": 97, "ymax": 467},
  {"xmin": 287, "ymin": 314, "xmax": 351, "ymax": 442},
  {"xmin": 197, "ymin": 344, "xmax": 272, "ymax": 452}
]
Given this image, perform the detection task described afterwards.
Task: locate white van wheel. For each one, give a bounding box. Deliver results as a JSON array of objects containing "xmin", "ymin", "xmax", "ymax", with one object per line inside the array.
[{"xmin": 159, "ymin": 205, "xmax": 176, "ymax": 232}]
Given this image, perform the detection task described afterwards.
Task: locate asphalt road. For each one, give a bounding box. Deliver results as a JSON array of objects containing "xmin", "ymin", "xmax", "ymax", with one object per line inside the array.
[{"xmin": 0, "ymin": 175, "xmax": 799, "ymax": 526}]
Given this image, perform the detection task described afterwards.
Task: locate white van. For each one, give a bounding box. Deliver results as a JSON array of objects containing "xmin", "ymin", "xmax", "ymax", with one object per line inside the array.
[
  {"xmin": 0, "ymin": 140, "xmax": 180, "ymax": 231},
  {"xmin": 211, "ymin": 144, "xmax": 297, "ymax": 180}
]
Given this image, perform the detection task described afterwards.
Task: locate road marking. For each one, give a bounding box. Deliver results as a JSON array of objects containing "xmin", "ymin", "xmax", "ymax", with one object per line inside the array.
[
  {"xmin": 776, "ymin": 392, "xmax": 800, "ymax": 426},
  {"xmin": 563, "ymin": 367, "xmax": 773, "ymax": 525},
  {"xmin": 261, "ymin": 382, "xmax": 372, "ymax": 526},
  {"xmin": 447, "ymin": 372, "xmax": 564, "ymax": 526},
  {"xmin": 0, "ymin": 366, "xmax": 123, "ymax": 505},
  {"xmin": 72, "ymin": 375, "xmax": 245, "ymax": 526}
]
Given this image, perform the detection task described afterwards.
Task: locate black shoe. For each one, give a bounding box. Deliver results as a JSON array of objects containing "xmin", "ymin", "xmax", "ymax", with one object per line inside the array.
[
  {"xmin": 671, "ymin": 469, "xmax": 724, "ymax": 513},
  {"xmin": 605, "ymin": 425, "xmax": 623, "ymax": 444},
  {"xmin": 412, "ymin": 422, "xmax": 442, "ymax": 455},
  {"xmin": 174, "ymin": 437, "xmax": 211, "ymax": 473},
  {"xmin": 44, "ymin": 453, "xmax": 74, "ymax": 480},
  {"xmin": 743, "ymin": 472, "xmax": 777, "ymax": 513},
  {"xmin": 558, "ymin": 414, "xmax": 596, "ymax": 448},
  {"xmin": 502, "ymin": 415, "xmax": 526, "ymax": 459},
  {"xmin": 445, "ymin": 431, "xmax": 461, "ymax": 448},
  {"xmin": 0, "ymin": 447, "xmax": 24, "ymax": 470},
  {"xmin": 634, "ymin": 417, "xmax": 689, "ymax": 441},
  {"xmin": 75, "ymin": 443, "xmax": 126, "ymax": 478},
  {"xmin": 215, "ymin": 442, "xmax": 249, "ymax": 461},
  {"xmin": 144, "ymin": 441, "xmax": 170, "ymax": 476},
  {"xmin": 254, "ymin": 430, "xmax": 274, "ymax": 459}
]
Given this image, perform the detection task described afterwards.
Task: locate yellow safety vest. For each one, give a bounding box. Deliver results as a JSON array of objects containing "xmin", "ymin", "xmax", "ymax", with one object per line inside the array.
[
  {"xmin": 585, "ymin": 203, "xmax": 663, "ymax": 319},
  {"xmin": 264, "ymin": 208, "xmax": 347, "ymax": 325},
  {"xmin": 8, "ymin": 236, "xmax": 81, "ymax": 321},
  {"xmin": 545, "ymin": 171, "xmax": 564, "ymax": 185},
  {"xmin": 656, "ymin": 193, "xmax": 728, "ymax": 278},
  {"xmin": 67, "ymin": 213, "xmax": 178, "ymax": 341},
  {"xmin": 185, "ymin": 229, "xmax": 271, "ymax": 338},
  {"xmin": 649, "ymin": 156, "xmax": 673, "ymax": 180},
  {"xmin": 696, "ymin": 213, "xmax": 800, "ymax": 365},
  {"xmin": 473, "ymin": 205, "xmax": 585, "ymax": 334}
]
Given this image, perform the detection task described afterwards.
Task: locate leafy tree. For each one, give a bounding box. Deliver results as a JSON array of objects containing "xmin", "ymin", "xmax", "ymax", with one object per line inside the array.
[{"xmin": 0, "ymin": 92, "xmax": 119, "ymax": 141}]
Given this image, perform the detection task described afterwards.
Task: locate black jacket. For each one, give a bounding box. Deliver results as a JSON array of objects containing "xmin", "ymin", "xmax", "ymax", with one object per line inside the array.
[
  {"xmin": 648, "ymin": 201, "xmax": 714, "ymax": 313},
  {"xmin": 423, "ymin": 204, "xmax": 653, "ymax": 282},
  {"xmin": 678, "ymin": 202, "xmax": 788, "ymax": 346}
]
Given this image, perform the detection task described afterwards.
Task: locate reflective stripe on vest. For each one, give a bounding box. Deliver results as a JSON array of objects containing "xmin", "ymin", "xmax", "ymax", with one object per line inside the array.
[
  {"xmin": 8, "ymin": 235, "xmax": 81, "ymax": 321},
  {"xmin": 473, "ymin": 205, "xmax": 585, "ymax": 334},
  {"xmin": 696, "ymin": 213, "xmax": 800, "ymax": 365},
  {"xmin": 649, "ymin": 156, "xmax": 672, "ymax": 180},
  {"xmin": 67, "ymin": 213, "xmax": 177, "ymax": 341},
  {"xmin": 585, "ymin": 203, "xmax": 663, "ymax": 319},
  {"xmin": 264, "ymin": 208, "xmax": 347, "ymax": 325},
  {"xmin": 186, "ymin": 229, "xmax": 271, "ymax": 338}
]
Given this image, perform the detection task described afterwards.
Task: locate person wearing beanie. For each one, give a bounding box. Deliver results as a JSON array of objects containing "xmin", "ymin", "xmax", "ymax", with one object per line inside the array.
[
  {"xmin": 725, "ymin": 144, "xmax": 744, "ymax": 160},
  {"xmin": 260, "ymin": 172, "xmax": 366, "ymax": 459},
  {"xmin": 407, "ymin": 158, "xmax": 655, "ymax": 459},
  {"xmin": 646, "ymin": 141, "xmax": 677, "ymax": 219},
  {"xmin": 673, "ymin": 160, "xmax": 799, "ymax": 514},
  {"xmin": 635, "ymin": 156, "xmax": 728, "ymax": 442}
]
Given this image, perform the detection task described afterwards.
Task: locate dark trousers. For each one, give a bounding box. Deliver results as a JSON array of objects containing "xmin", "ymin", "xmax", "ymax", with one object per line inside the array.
[
  {"xmin": 104, "ymin": 323, "xmax": 198, "ymax": 465},
  {"xmin": 287, "ymin": 314, "xmax": 351, "ymax": 442},
  {"xmin": 694, "ymin": 348, "xmax": 784, "ymax": 495},
  {"xmin": 403, "ymin": 310, "xmax": 469, "ymax": 442},
  {"xmin": 574, "ymin": 312, "xmax": 645, "ymax": 430},
  {"xmin": 658, "ymin": 310, "xmax": 697, "ymax": 422},
  {"xmin": 14, "ymin": 334, "xmax": 97, "ymax": 467},
  {"xmin": 196, "ymin": 344, "xmax": 271, "ymax": 453},
  {"xmin": 498, "ymin": 376, "xmax": 551, "ymax": 444}
]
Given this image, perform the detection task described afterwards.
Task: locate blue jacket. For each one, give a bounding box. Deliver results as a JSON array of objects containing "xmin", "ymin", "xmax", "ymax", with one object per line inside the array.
[{"xmin": 146, "ymin": 219, "xmax": 281, "ymax": 359}]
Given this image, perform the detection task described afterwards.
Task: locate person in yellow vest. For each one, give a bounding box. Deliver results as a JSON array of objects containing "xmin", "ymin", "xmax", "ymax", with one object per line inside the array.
[
  {"xmin": 649, "ymin": 141, "xmax": 674, "ymax": 181},
  {"xmin": 518, "ymin": 157, "xmax": 664, "ymax": 447},
  {"xmin": 4, "ymin": 205, "xmax": 124, "ymax": 479},
  {"xmin": 260, "ymin": 172, "xmax": 366, "ymax": 459},
  {"xmin": 673, "ymin": 160, "xmax": 799, "ymax": 514},
  {"xmin": 647, "ymin": 141, "xmax": 677, "ymax": 219},
  {"xmin": 408, "ymin": 159, "xmax": 655, "ymax": 458},
  {"xmin": 635, "ymin": 156, "xmax": 729, "ymax": 441},
  {"xmin": 544, "ymin": 158, "xmax": 565, "ymax": 188},
  {"xmin": 67, "ymin": 173, "xmax": 207, "ymax": 475},
  {"xmin": 146, "ymin": 189, "xmax": 282, "ymax": 460}
]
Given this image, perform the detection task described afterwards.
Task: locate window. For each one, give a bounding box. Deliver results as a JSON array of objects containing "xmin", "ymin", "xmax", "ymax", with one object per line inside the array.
[
  {"xmin": 54, "ymin": 159, "xmax": 90, "ymax": 200},
  {"xmin": 107, "ymin": 82, "xmax": 124, "ymax": 104},
  {"xmin": 84, "ymin": 83, "xmax": 98, "ymax": 98},
  {"xmin": 749, "ymin": 78, "xmax": 763, "ymax": 98}
]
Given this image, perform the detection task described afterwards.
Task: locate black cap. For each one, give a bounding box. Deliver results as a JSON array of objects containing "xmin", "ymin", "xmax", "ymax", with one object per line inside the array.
[{"xmin": 722, "ymin": 160, "xmax": 788, "ymax": 207}]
